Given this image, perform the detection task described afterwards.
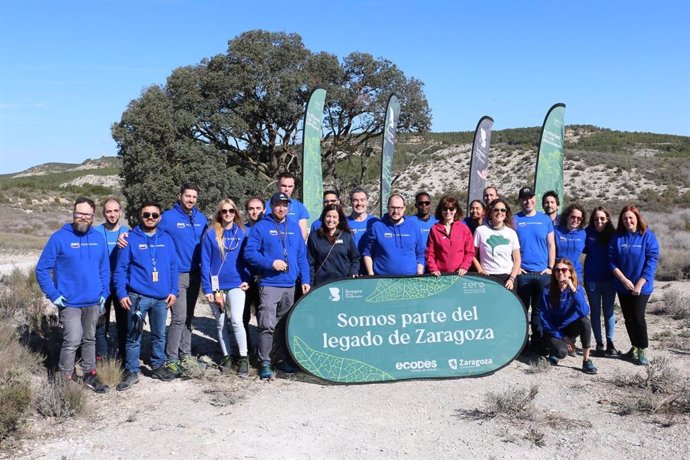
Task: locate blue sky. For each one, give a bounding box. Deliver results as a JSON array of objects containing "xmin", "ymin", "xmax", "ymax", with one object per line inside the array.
[{"xmin": 1, "ymin": 0, "xmax": 688, "ymax": 174}]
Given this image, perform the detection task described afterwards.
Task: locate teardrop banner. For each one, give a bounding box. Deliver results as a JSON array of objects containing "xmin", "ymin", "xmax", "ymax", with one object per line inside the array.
[{"xmin": 286, "ymin": 274, "xmax": 527, "ymax": 383}]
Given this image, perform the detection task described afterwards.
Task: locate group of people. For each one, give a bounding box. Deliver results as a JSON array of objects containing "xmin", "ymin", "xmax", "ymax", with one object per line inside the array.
[{"xmin": 36, "ymin": 173, "xmax": 659, "ymax": 393}]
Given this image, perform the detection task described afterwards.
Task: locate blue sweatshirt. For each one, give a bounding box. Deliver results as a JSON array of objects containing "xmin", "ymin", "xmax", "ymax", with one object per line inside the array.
[
  {"xmin": 608, "ymin": 230, "xmax": 660, "ymax": 295},
  {"xmin": 515, "ymin": 211, "xmax": 554, "ymax": 272},
  {"xmin": 264, "ymin": 198, "xmax": 309, "ymax": 228},
  {"xmin": 159, "ymin": 203, "xmax": 207, "ymax": 273},
  {"xmin": 243, "ymin": 214, "xmax": 311, "ymax": 287},
  {"xmin": 36, "ymin": 223, "xmax": 110, "ymax": 308},
  {"xmin": 539, "ymin": 285, "xmax": 590, "ymax": 340},
  {"xmin": 408, "ymin": 214, "xmax": 439, "ymax": 250},
  {"xmin": 583, "ymin": 226, "xmax": 613, "ymax": 283},
  {"xmin": 307, "ymin": 230, "xmax": 360, "ymax": 287},
  {"xmin": 554, "ymin": 225, "xmax": 586, "ymax": 280},
  {"xmin": 200, "ymin": 225, "xmax": 251, "ymax": 294},
  {"xmin": 362, "ymin": 214, "xmax": 425, "ymax": 276},
  {"xmin": 114, "ymin": 226, "xmax": 179, "ymax": 300},
  {"xmin": 347, "ymin": 214, "xmax": 380, "ymax": 253},
  {"xmin": 96, "ymin": 223, "xmax": 130, "ymax": 289}
]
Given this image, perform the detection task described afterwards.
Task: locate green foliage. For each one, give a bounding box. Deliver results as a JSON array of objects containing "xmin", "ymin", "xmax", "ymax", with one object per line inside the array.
[
  {"xmin": 0, "ymin": 324, "xmax": 35, "ymax": 443},
  {"xmin": 566, "ymin": 125, "xmax": 690, "ymax": 158}
]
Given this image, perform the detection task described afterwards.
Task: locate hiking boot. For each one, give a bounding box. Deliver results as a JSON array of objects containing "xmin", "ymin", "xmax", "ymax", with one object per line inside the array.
[
  {"xmin": 273, "ymin": 361, "xmax": 297, "ymax": 375},
  {"xmin": 622, "ymin": 346, "xmax": 638, "ymax": 362},
  {"xmin": 547, "ymin": 354, "xmax": 559, "ymax": 366},
  {"xmin": 116, "ymin": 370, "xmax": 140, "ymax": 391},
  {"xmin": 259, "ymin": 361, "xmax": 273, "ymax": 380},
  {"xmin": 83, "ymin": 369, "xmax": 110, "ymax": 394},
  {"xmin": 165, "ymin": 360, "xmax": 183, "ymax": 377},
  {"xmin": 220, "ymin": 356, "xmax": 234, "ymax": 374},
  {"xmin": 594, "ymin": 342, "xmax": 605, "ymax": 357},
  {"xmin": 636, "ymin": 348, "xmax": 649, "ymax": 366},
  {"xmin": 151, "ymin": 365, "xmax": 176, "ymax": 382},
  {"xmin": 237, "ymin": 356, "xmax": 249, "ymax": 379},
  {"xmin": 605, "ymin": 342, "xmax": 620, "ymax": 356},
  {"xmin": 582, "ymin": 359, "xmax": 598, "ymax": 375}
]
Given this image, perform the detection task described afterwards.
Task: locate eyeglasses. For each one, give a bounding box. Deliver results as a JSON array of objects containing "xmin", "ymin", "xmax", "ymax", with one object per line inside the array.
[
  {"xmin": 554, "ymin": 267, "xmax": 570, "ymax": 273},
  {"xmin": 220, "ymin": 209, "xmax": 236, "ymax": 215},
  {"xmin": 492, "ymin": 208, "xmax": 507, "ymax": 214},
  {"xmin": 442, "ymin": 207, "xmax": 456, "ymax": 212},
  {"xmin": 569, "ymin": 215, "xmax": 583, "ymax": 221},
  {"xmin": 141, "ymin": 212, "xmax": 160, "ymax": 219},
  {"xmin": 73, "ymin": 212, "xmax": 94, "ymax": 219},
  {"xmin": 416, "ymin": 201, "xmax": 431, "ymax": 206}
]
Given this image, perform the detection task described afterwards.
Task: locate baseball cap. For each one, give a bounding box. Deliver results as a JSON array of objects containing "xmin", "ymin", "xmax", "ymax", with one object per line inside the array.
[
  {"xmin": 270, "ymin": 192, "xmax": 290, "ymax": 205},
  {"xmin": 518, "ymin": 186, "xmax": 535, "ymax": 199}
]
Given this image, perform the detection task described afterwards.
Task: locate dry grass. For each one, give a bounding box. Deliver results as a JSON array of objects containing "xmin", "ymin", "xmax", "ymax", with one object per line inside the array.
[
  {"xmin": 0, "ymin": 232, "xmax": 46, "ymax": 252},
  {"xmin": 656, "ymin": 290, "xmax": 690, "ymax": 320},
  {"xmin": 648, "ymin": 210, "xmax": 690, "ymax": 281},
  {"xmin": 34, "ymin": 379, "xmax": 88, "ymax": 420},
  {"xmin": 96, "ymin": 358, "xmax": 123, "ymax": 388}
]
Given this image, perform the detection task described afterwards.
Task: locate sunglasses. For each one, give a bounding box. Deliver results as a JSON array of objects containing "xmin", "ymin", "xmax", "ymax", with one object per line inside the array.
[
  {"xmin": 416, "ymin": 201, "xmax": 431, "ymax": 206},
  {"xmin": 142, "ymin": 212, "xmax": 160, "ymax": 219},
  {"xmin": 554, "ymin": 267, "xmax": 570, "ymax": 273},
  {"xmin": 220, "ymin": 209, "xmax": 236, "ymax": 215},
  {"xmin": 492, "ymin": 208, "xmax": 507, "ymax": 214},
  {"xmin": 442, "ymin": 207, "xmax": 456, "ymax": 212}
]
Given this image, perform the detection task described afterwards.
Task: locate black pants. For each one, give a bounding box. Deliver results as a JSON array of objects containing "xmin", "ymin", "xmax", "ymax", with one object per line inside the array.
[
  {"xmin": 545, "ymin": 316, "xmax": 593, "ymax": 359},
  {"xmin": 618, "ymin": 293, "xmax": 650, "ymax": 349},
  {"xmin": 487, "ymin": 273, "xmax": 515, "ymax": 292},
  {"xmin": 244, "ymin": 281, "xmax": 260, "ymax": 353}
]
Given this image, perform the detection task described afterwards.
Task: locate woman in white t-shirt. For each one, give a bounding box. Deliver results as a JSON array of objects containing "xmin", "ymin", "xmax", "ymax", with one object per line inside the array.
[{"xmin": 473, "ymin": 198, "xmax": 521, "ymax": 291}]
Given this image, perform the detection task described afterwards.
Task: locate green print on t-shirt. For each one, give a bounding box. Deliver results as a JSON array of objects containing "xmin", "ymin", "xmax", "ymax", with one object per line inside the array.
[{"xmin": 487, "ymin": 234, "xmax": 510, "ymax": 256}]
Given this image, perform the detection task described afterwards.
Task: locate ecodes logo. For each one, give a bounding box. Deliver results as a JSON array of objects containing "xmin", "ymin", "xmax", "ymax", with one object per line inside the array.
[
  {"xmin": 395, "ymin": 360, "xmax": 437, "ymax": 371},
  {"xmin": 328, "ymin": 288, "xmax": 341, "ymax": 302}
]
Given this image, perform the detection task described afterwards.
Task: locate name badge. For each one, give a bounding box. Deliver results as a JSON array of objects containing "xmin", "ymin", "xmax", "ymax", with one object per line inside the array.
[
  {"xmin": 211, "ymin": 275, "xmax": 220, "ymax": 291},
  {"xmin": 152, "ymin": 270, "xmax": 159, "ymax": 283}
]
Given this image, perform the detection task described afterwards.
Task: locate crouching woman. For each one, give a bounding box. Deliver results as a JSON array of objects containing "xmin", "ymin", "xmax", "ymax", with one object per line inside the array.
[{"xmin": 539, "ymin": 258, "xmax": 597, "ymax": 374}]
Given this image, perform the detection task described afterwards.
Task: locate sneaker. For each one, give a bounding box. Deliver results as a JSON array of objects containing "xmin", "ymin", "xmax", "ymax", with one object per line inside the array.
[
  {"xmin": 622, "ymin": 346, "xmax": 638, "ymax": 362},
  {"xmin": 259, "ymin": 361, "xmax": 273, "ymax": 380},
  {"xmin": 567, "ymin": 348, "xmax": 577, "ymax": 358},
  {"xmin": 582, "ymin": 359, "xmax": 598, "ymax": 374},
  {"xmin": 151, "ymin": 366, "xmax": 176, "ymax": 382},
  {"xmin": 547, "ymin": 354, "xmax": 559, "ymax": 366},
  {"xmin": 83, "ymin": 369, "xmax": 110, "ymax": 393},
  {"xmin": 273, "ymin": 361, "xmax": 297, "ymax": 375},
  {"xmin": 220, "ymin": 356, "xmax": 234, "ymax": 375},
  {"xmin": 594, "ymin": 343, "xmax": 605, "ymax": 357},
  {"xmin": 636, "ymin": 348, "xmax": 649, "ymax": 366},
  {"xmin": 605, "ymin": 342, "xmax": 620, "ymax": 356},
  {"xmin": 237, "ymin": 357, "xmax": 249, "ymax": 379},
  {"xmin": 116, "ymin": 370, "xmax": 140, "ymax": 391},
  {"xmin": 165, "ymin": 360, "xmax": 183, "ymax": 377}
]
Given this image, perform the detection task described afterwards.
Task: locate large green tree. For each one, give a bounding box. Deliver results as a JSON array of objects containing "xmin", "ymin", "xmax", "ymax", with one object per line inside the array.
[{"xmin": 112, "ymin": 30, "xmax": 431, "ymax": 219}]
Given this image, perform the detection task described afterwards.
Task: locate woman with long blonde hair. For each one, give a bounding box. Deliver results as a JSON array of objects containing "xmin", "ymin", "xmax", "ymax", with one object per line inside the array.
[{"xmin": 200, "ymin": 199, "xmax": 250, "ymax": 378}]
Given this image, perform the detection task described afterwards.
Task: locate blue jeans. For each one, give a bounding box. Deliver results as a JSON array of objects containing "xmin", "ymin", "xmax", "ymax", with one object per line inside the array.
[
  {"xmin": 585, "ymin": 280, "xmax": 616, "ymax": 345},
  {"xmin": 125, "ymin": 293, "xmax": 168, "ymax": 373},
  {"xmin": 516, "ymin": 272, "xmax": 550, "ymax": 341}
]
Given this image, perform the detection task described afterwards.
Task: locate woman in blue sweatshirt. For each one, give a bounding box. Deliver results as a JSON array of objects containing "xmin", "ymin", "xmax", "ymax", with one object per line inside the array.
[
  {"xmin": 554, "ymin": 203, "xmax": 587, "ymax": 280},
  {"xmin": 307, "ymin": 204, "xmax": 360, "ymax": 287},
  {"xmin": 583, "ymin": 206, "xmax": 618, "ymax": 356},
  {"xmin": 200, "ymin": 199, "xmax": 250, "ymax": 378},
  {"xmin": 608, "ymin": 205, "xmax": 659, "ymax": 366},
  {"xmin": 539, "ymin": 258, "xmax": 597, "ymax": 374}
]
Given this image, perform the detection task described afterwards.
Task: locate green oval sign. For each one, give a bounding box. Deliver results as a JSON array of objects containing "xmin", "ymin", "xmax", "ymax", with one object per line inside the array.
[{"xmin": 287, "ymin": 274, "xmax": 527, "ymax": 383}]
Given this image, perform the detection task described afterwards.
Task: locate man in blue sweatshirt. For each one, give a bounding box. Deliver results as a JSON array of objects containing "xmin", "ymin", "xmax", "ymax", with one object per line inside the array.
[
  {"xmin": 36, "ymin": 197, "xmax": 110, "ymax": 393},
  {"xmin": 264, "ymin": 172, "xmax": 310, "ymax": 240},
  {"xmin": 244, "ymin": 192, "xmax": 311, "ymax": 379},
  {"xmin": 362, "ymin": 194, "xmax": 425, "ymax": 276},
  {"xmin": 159, "ymin": 183, "xmax": 208, "ymax": 375},
  {"xmin": 114, "ymin": 202, "xmax": 179, "ymax": 390},
  {"xmin": 408, "ymin": 191, "xmax": 438, "ymax": 260},
  {"xmin": 347, "ymin": 187, "xmax": 379, "ymax": 275}
]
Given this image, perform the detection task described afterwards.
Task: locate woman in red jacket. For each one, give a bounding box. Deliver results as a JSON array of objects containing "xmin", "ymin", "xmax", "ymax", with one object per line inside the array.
[{"xmin": 425, "ymin": 195, "xmax": 474, "ymax": 276}]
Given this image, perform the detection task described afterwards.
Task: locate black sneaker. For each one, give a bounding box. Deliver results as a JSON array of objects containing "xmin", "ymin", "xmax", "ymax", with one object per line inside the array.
[
  {"xmin": 116, "ymin": 371, "xmax": 140, "ymax": 392},
  {"xmin": 237, "ymin": 357, "xmax": 249, "ymax": 379},
  {"xmin": 83, "ymin": 370, "xmax": 110, "ymax": 394},
  {"xmin": 594, "ymin": 342, "xmax": 605, "ymax": 357},
  {"xmin": 151, "ymin": 366, "xmax": 176, "ymax": 382},
  {"xmin": 605, "ymin": 342, "xmax": 620, "ymax": 356}
]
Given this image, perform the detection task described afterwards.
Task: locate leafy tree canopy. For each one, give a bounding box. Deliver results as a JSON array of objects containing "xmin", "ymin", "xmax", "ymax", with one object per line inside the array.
[{"xmin": 113, "ymin": 30, "xmax": 431, "ymax": 219}]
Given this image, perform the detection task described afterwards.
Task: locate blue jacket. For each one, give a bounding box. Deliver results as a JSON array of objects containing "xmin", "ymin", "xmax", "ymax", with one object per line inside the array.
[
  {"xmin": 408, "ymin": 214, "xmax": 438, "ymax": 250},
  {"xmin": 540, "ymin": 285, "xmax": 590, "ymax": 340},
  {"xmin": 362, "ymin": 214, "xmax": 425, "ymax": 276},
  {"xmin": 159, "ymin": 203, "xmax": 207, "ymax": 273},
  {"xmin": 554, "ymin": 225, "xmax": 586, "ymax": 280},
  {"xmin": 307, "ymin": 229, "xmax": 360, "ymax": 287},
  {"xmin": 264, "ymin": 198, "xmax": 309, "ymax": 228},
  {"xmin": 583, "ymin": 226, "xmax": 613, "ymax": 283},
  {"xmin": 608, "ymin": 230, "xmax": 659, "ymax": 295},
  {"xmin": 200, "ymin": 225, "xmax": 251, "ymax": 293},
  {"xmin": 36, "ymin": 223, "xmax": 110, "ymax": 308},
  {"xmin": 114, "ymin": 226, "xmax": 179, "ymax": 300},
  {"xmin": 243, "ymin": 214, "xmax": 310, "ymax": 287}
]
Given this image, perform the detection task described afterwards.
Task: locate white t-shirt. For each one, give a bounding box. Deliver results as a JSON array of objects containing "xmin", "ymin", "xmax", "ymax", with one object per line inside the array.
[{"xmin": 474, "ymin": 225, "xmax": 520, "ymax": 275}]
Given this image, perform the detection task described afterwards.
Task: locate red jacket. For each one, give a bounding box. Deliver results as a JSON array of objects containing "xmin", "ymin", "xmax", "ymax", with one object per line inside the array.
[{"xmin": 425, "ymin": 220, "xmax": 475, "ymax": 273}]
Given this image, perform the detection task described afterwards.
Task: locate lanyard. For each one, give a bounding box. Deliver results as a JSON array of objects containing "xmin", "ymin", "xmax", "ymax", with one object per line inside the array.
[
  {"xmin": 274, "ymin": 218, "xmax": 288, "ymax": 259},
  {"xmin": 215, "ymin": 226, "xmax": 240, "ymax": 277},
  {"xmin": 147, "ymin": 232, "xmax": 159, "ymax": 272}
]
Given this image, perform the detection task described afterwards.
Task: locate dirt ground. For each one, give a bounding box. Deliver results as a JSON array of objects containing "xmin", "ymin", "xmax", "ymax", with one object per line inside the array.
[{"xmin": 2, "ymin": 253, "xmax": 689, "ymax": 459}]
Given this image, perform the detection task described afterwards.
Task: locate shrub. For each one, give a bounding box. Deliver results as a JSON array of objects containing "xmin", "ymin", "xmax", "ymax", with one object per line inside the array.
[
  {"xmin": 96, "ymin": 358, "xmax": 123, "ymax": 388},
  {"xmin": 34, "ymin": 379, "xmax": 87, "ymax": 420},
  {"xmin": 483, "ymin": 385, "xmax": 539, "ymax": 421}
]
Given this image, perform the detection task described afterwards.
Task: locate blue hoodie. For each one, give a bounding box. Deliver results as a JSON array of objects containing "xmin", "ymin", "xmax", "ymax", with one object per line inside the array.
[
  {"xmin": 608, "ymin": 230, "xmax": 659, "ymax": 295},
  {"xmin": 554, "ymin": 225, "xmax": 586, "ymax": 279},
  {"xmin": 243, "ymin": 214, "xmax": 310, "ymax": 287},
  {"xmin": 113, "ymin": 226, "xmax": 179, "ymax": 300},
  {"xmin": 159, "ymin": 203, "xmax": 207, "ymax": 273},
  {"xmin": 362, "ymin": 214, "xmax": 425, "ymax": 276},
  {"xmin": 36, "ymin": 223, "xmax": 110, "ymax": 308},
  {"xmin": 583, "ymin": 226, "xmax": 613, "ymax": 283},
  {"xmin": 539, "ymin": 285, "xmax": 590, "ymax": 340},
  {"xmin": 200, "ymin": 225, "xmax": 251, "ymax": 293}
]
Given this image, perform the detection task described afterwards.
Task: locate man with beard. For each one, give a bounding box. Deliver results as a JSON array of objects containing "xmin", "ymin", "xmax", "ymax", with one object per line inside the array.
[
  {"xmin": 542, "ymin": 190, "xmax": 560, "ymax": 225},
  {"xmin": 408, "ymin": 191, "xmax": 438, "ymax": 257},
  {"xmin": 36, "ymin": 197, "xmax": 110, "ymax": 393},
  {"xmin": 346, "ymin": 187, "xmax": 379, "ymax": 274},
  {"xmin": 362, "ymin": 194, "xmax": 425, "ymax": 276},
  {"xmin": 114, "ymin": 202, "xmax": 179, "ymax": 390},
  {"xmin": 264, "ymin": 172, "xmax": 310, "ymax": 240}
]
